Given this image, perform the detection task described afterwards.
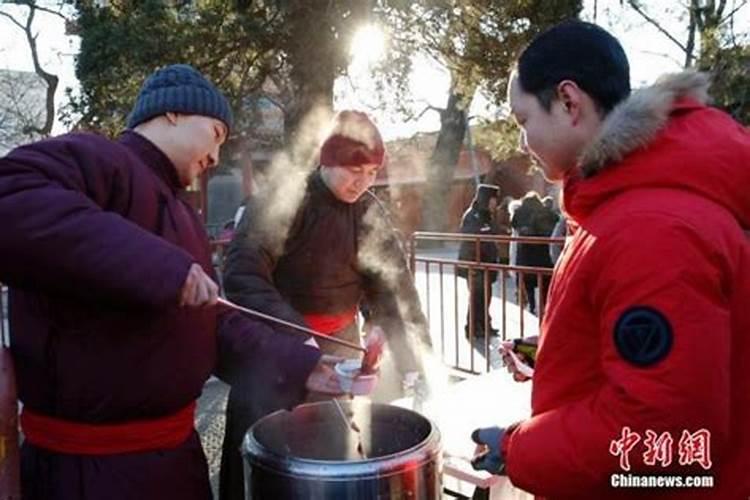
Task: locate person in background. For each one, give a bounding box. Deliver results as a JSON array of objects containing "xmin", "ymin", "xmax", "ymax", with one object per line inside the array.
[
  {"xmin": 541, "ymin": 195, "xmax": 555, "ymax": 211},
  {"xmin": 548, "ymin": 215, "xmax": 567, "ymax": 265},
  {"xmin": 232, "ymin": 158, "xmax": 255, "ymax": 230},
  {"xmin": 507, "ymin": 197, "xmax": 522, "ymax": 271},
  {"xmin": 0, "ymin": 64, "xmax": 344, "ymax": 500},
  {"xmin": 220, "ymin": 110, "xmax": 431, "ymax": 500},
  {"xmin": 541, "ymin": 195, "xmax": 565, "ymax": 265},
  {"xmin": 470, "ymin": 21, "xmax": 750, "ymax": 499},
  {"xmin": 457, "ymin": 184, "xmax": 501, "ymax": 338},
  {"xmin": 510, "ymin": 191, "xmax": 557, "ymax": 315},
  {"xmin": 495, "ymin": 195, "xmax": 514, "ymax": 265}
]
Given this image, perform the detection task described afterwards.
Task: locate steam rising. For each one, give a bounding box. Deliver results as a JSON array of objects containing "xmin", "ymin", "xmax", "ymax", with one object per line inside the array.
[
  {"xmin": 358, "ymin": 201, "xmax": 447, "ymax": 402},
  {"xmin": 245, "ymin": 105, "xmax": 444, "ymax": 404},
  {"xmin": 249, "ymin": 106, "xmax": 334, "ymax": 255}
]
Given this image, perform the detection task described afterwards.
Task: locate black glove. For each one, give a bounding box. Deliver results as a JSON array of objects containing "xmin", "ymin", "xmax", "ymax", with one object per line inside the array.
[{"xmin": 471, "ymin": 426, "xmax": 506, "ymax": 474}]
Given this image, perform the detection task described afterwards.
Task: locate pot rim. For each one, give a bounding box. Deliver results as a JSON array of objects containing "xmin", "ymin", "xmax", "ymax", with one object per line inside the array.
[{"xmin": 242, "ymin": 403, "xmax": 442, "ymax": 479}]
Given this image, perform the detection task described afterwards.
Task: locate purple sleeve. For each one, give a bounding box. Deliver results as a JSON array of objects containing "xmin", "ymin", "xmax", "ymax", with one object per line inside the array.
[
  {"xmin": 215, "ymin": 310, "xmax": 321, "ymax": 407},
  {"xmin": 0, "ymin": 139, "xmax": 193, "ymax": 308}
]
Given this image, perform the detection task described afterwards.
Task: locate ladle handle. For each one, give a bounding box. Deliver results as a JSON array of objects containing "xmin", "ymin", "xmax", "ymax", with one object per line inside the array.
[
  {"xmin": 331, "ymin": 399, "xmax": 353, "ymax": 430},
  {"xmin": 217, "ymin": 297, "xmax": 367, "ymax": 353}
]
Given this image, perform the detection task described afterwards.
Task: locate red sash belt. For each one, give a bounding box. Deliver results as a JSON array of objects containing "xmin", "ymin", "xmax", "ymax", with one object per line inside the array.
[
  {"xmin": 20, "ymin": 401, "xmax": 196, "ymax": 455},
  {"xmin": 303, "ymin": 308, "xmax": 357, "ymax": 335}
]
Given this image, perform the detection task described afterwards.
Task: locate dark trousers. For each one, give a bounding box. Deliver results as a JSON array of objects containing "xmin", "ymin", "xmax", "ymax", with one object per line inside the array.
[
  {"xmin": 219, "ymin": 323, "xmax": 360, "ymax": 500},
  {"xmin": 465, "ymin": 270, "xmax": 494, "ymax": 336},
  {"xmin": 523, "ymin": 273, "xmax": 551, "ymax": 315}
]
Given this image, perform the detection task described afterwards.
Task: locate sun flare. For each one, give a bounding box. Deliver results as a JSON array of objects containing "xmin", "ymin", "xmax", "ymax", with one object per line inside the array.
[{"xmin": 350, "ymin": 24, "xmax": 385, "ymax": 66}]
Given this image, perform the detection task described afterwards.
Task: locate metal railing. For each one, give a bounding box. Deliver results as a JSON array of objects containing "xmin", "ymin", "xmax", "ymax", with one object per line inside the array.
[
  {"xmin": 209, "ymin": 231, "xmax": 564, "ymax": 376},
  {"xmin": 408, "ymin": 232, "xmax": 563, "ymax": 375}
]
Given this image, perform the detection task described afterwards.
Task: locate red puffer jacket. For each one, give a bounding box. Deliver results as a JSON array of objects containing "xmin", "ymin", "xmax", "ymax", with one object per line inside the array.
[{"xmin": 503, "ymin": 72, "xmax": 750, "ymax": 500}]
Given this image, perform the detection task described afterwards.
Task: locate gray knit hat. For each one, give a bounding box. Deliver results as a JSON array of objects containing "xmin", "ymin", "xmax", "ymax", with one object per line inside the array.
[{"xmin": 127, "ymin": 64, "xmax": 233, "ymax": 132}]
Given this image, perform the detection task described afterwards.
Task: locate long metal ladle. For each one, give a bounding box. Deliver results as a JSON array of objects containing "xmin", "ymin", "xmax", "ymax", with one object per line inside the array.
[
  {"xmin": 331, "ymin": 398, "xmax": 367, "ymax": 459},
  {"xmin": 219, "ymin": 297, "xmax": 372, "ymax": 457},
  {"xmin": 217, "ymin": 297, "xmax": 366, "ymax": 354}
]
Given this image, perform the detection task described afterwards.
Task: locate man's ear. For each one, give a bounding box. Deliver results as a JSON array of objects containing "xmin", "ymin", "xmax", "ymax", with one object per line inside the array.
[{"xmin": 556, "ymin": 80, "xmax": 584, "ymax": 124}]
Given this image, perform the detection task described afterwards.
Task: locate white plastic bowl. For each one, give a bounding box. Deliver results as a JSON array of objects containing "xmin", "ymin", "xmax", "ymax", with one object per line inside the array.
[{"xmin": 334, "ymin": 359, "xmax": 378, "ymax": 396}]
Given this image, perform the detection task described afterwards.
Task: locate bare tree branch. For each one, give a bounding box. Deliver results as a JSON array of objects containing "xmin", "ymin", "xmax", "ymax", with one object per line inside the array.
[
  {"xmin": 0, "ymin": 1, "xmax": 59, "ymax": 136},
  {"xmin": 626, "ymin": 0, "xmax": 689, "ymax": 53},
  {"xmin": 720, "ymin": 0, "xmax": 748, "ymax": 24},
  {"xmin": 412, "ymin": 104, "xmax": 443, "ymax": 122},
  {"xmin": 23, "ymin": 2, "xmax": 68, "ymax": 21},
  {"xmin": 22, "ymin": 4, "xmax": 58, "ymax": 135},
  {"xmin": 717, "ymin": 0, "xmax": 728, "ymax": 18},
  {"xmin": 693, "ymin": 0, "xmax": 706, "ymax": 31},
  {"xmin": 639, "ymin": 49, "xmax": 685, "ymax": 68},
  {"xmin": 0, "ymin": 70, "xmax": 46, "ymax": 150},
  {"xmin": 0, "ymin": 9, "xmax": 26, "ymax": 30},
  {"xmin": 685, "ymin": 5, "xmax": 698, "ymax": 66}
]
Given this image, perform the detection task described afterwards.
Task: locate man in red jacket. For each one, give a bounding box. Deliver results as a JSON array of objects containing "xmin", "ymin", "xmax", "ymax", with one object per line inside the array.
[{"xmin": 471, "ymin": 21, "xmax": 750, "ymax": 499}]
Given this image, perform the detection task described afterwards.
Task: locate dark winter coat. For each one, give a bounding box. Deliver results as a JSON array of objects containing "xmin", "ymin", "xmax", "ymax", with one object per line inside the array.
[
  {"xmin": 511, "ymin": 196, "xmax": 557, "ymax": 269},
  {"xmin": 457, "ymin": 193, "xmax": 500, "ymax": 280},
  {"xmin": 0, "ymin": 131, "xmax": 320, "ymax": 500},
  {"xmin": 223, "ymin": 169, "xmax": 430, "ymax": 372}
]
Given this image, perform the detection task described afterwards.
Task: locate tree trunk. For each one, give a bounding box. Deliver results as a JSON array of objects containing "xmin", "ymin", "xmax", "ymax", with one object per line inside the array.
[
  {"xmin": 282, "ymin": 2, "xmax": 342, "ymax": 149},
  {"xmin": 420, "ymin": 87, "xmax": 469, "ymax": 235},
  {"xmin": 0, "ymin": 2, "xmax": 59, "ymax": 138}
]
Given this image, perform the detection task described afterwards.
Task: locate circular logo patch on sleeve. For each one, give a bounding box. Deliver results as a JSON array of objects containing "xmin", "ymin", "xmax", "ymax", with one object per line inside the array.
[{"xmin": 613, "ymin": 306, "xmax": 673, "ymax": 367}]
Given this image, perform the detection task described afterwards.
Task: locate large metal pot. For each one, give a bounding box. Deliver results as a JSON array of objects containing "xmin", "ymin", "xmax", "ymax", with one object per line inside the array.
[{"xmin": 242, "ymin": 400, "xmax": 442, "ymax": 499}]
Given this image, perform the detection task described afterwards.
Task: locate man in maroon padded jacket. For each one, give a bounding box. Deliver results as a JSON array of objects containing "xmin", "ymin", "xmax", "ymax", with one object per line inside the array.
[{"xmin": 0, "ymin": 64, "xmax": 346, "ymax": 500}]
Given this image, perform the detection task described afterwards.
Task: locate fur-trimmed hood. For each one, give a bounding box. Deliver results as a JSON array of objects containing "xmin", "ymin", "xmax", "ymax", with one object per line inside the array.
[
  {"xmin": 580, "ymin": 71, "xmax": 711, "ymax": 176},
  {"xmin": 564, "ymin": 70, "xmax": 750, "ymax": 229}
]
